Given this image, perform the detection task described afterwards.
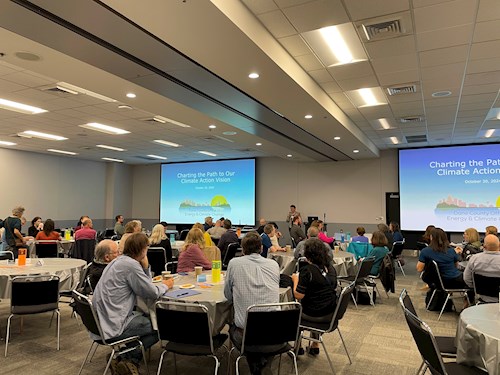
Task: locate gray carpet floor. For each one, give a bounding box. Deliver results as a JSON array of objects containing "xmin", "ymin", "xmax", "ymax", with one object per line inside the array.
[{"xmin": 0, "ymin": 254, "xmax": 460, "ymax": 374}]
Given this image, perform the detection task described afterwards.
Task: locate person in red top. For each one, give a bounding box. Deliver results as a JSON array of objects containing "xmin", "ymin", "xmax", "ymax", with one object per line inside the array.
[
  {"xmin": 177, "ymin": 228, "xmax": 212, "ymax": 273},
  {"xmin": 35, "ymin": 219, "xmax": 62, "ymax": 241},
  {"xmin": 74, "ymin": 218, "xmax": 97, "ymax": 241}
]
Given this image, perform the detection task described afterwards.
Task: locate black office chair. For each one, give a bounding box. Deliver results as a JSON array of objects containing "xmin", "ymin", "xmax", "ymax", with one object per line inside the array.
[
  {"xmin": 222, "ymin": 242, "xmax": 240, "ymax": 270},
  {"xmin": 5, "ymin": 275, "xmax": 60, "ymax": 357},
  {"xmin": 391, "ymin": 240, "xmax": 406, "ymax": 276},
  {"xmin": 426, "ymin": 260, "xmax": 472, "ymax": 320},
  {"xmin": 230, "ymin": 302, "xmax": 302, "ymax": 375},
  {"xmin": 299, "ymin": 282, "xmax": 355, "ymax": 374},
  {"xmin": 338, "ymin": 256, "xmax": 376, "ymax": 307},
  {"xmin": 72, "ymin": 291, "xmax": 150, "ymax": 375},
  {"xmin": 155, "ymin": 300, "xmax": 229, "ymax": 375},
  {"xmin": 147, "ymin": 247, "xmax": 167, "ymax": 277},
  {"xmin": 35, "ymin": 240, "xmax": 59, "ymax": 258},
  {"xmin": 165, "ymin": 260, "xmax": 178, "ymax": 274},
  {"xmin": 290, "ymin": 237, "xmax": 297, "ymax": 249},
  {"xmin": 472, "ymin": 273, "xmax": 500, "ymax": 304},
  {"xmin": 402, "ymin": 308, "xmax": 485, "ymax": 375},
  {"xmin": 399, "ymin": 289, "xmax": 456, "ymax": 360},
  {"xmin": 103, "ymin": 228, "xmax": 115, "ymax": 239},
  {"xmin": 179, "ymin": 229, "xmax": 190, "ymax": 241},
  {"xmin": 0, "ymin": 251, "xmax": 14, "ymax": 260},
  {"xmin": 73, "ymin": 239, "xmax": 96, "ymax": 263}
]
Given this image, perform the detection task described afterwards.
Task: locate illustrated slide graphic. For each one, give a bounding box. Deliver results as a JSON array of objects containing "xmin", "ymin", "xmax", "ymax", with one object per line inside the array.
[{"xmin": 399, "ymin": 144, "xmax": 500, "ymax": 232}]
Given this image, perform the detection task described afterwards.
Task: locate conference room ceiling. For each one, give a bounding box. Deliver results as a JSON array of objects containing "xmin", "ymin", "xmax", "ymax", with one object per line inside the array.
[{"xmin": 0, "ymin": 0, "xmax": 498, "ymax": 165}]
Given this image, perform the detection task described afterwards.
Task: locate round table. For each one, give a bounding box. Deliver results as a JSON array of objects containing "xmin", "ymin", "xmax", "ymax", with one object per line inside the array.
[
  {"xmin": 332, "ymin": 250, "xmax": 357, "ymax": 277},
  {"xmin": 0, "ymin": 257, "xmax": 86, "ymax": 298},
  {"xmin": 456, "ymin": 303, "xmax": 500, "ymax": 375},
  {"xmin": 269, "ymin": 250, "xmax": 296, "ymax": 275}
]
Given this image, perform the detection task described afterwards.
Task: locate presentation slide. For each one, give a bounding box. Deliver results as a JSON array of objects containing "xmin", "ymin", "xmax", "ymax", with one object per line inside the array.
[
  {"xmin": 160, "ymin": 159, "xmax": 255, "ymax": 225},
  {"xmin": 399, "ymin": 144, "xmax": 500, "ymax": 232}
]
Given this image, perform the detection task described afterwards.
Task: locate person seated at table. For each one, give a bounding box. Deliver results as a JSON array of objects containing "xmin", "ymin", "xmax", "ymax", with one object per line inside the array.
[
  {"xmin": 389, "ymin": 221, "xmax": 403, "ymax": 242},
  {"xmin": 377, "ymin": 223, "xmax": 394, "ymax": 248},
  {"xmin": 463, "ymin": 234, "xmax": 500, "ymax": 303},
  {"xmin": 224, "ymin": 231, "xmax": 281, "ymax": 374},
  {"xmin": 85, "ymin": 239, "xmax": 119, "ymax": 293},
  {"xmin": 417, "ymin": 228, "xmax": 473, "ymax": 304},
  {"xmin": 456, "ymin": 227, "xmax": 482, "ymax": 261},
  {"xmin": 310, "ymin": 220, "xmax": 334, "ymax": 245},
  {"xmin": 93, "ymin": 233, "xmax": 173, "ymax": 373},
  {"xmin": 294, "ymin": 226, "xmax": 332, "ymax": 260},
  {"xmin": 74, "ymin": 215, "xmax": 89, "ymax": 232},
  {"xmin": 114, "ymin": 214, "xmax": 125, "ymax": 238},
  {"xmin": 178, "ymin": 228, "xmax": 212, "ymax": 273},
  {"xmin": 290, "ymin": 216, "xmax": 306, "ymax": 244},
  {"xmin": 292, "ymin": 238, "xmax": 337, "ymax": 355},
  {"xmin": 118, "ymin": 220, "xmax": 142, "ymax": 254},
  {"xmin": 351, "ymin": 227, "xmax": 368, "ymax": 243},
  {"xmin": 74, "ymin": 218, "xmax": 97, "ymax": 241},
  {"xmin": 28, "ymin": 216, "xmax": 43, "ymax": 237},
  {"xmin": 485, "ymin": 225, "xmax": 498, "ymax": 236},
  {"xmin": 366, "ymin": 231, "xmax": 390, "ymax": 276},
  {"xmin": 149, "ymin": 223, "xmax": 173, "ymax": 263},
  {"xmin": 35, "ymin": 219, "xmax": 62, "ymax": 241},
  {"xmin": 192, "ymin": 222, "xmax": 215, "ymax": 247},
  {"xmin": 207, "ymin": 219, "xmax": 226, "ymax": 239},
  {"xmin": 261, "ymin": 224, "xmax": 285, "ymax": 258},
  {"xmin": 268, "ymin": 222, "xmax": 284, "ymax": 249},
  {"xmin": 255, "ymin": 218, "xmax": 266, "ymax": 234},
  {"xmin": 217, "ymin": 219, "xmax": 238, "ymax": 257},
  {"xmin": 203, "ymin": 216, "xmax": 214, "ymax": 231}
]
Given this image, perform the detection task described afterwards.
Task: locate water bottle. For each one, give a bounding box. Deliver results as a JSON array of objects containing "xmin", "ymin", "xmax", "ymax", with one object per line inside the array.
[
  {"xmin": 340, "ymin": 229, "xmax": 344, "ymax": 243},
  {"xmin": 347, "ymin": 232, "xmax": 351, "ymax": 242},
  {"xmin": 170, "ymin": 233, "xmax": 175, "ymax": 245}
]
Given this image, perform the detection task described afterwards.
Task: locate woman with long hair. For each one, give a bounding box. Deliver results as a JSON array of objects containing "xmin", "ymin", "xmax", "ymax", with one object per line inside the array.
[
  {"xmin": 36, "ymin": 219, "xmax": 61, "ymax": 241},
  {"xmin": 456, "ymin": 227, "xmax": 482, "ymax": 260},
  {"xmin": 177, "ymin": 228, "xmax": 212, "ymax": 273},
  {"xmin": 389, "ymin": 221, "xmax": 403, "ymax": 242},
  {"xmin": 310, "ymin": 220, "xmax": 334, "ymax": 244},
  {"xmin": 149, "ymin": 223, "xmax": 173, "ymax": 262},
  {"xmin": 28, "ymin": 216, "xmax": 42, "ymax": 237}
]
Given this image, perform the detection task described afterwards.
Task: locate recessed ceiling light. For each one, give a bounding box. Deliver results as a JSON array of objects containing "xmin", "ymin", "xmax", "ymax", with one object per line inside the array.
[
  {"xmin": 432, "ymin": 90, "xmax": 452, "ymax": 98},
  {"xmin": 15, "ymin": 51, "xmax": 41, "ymax": 61},
  {"xmin": 353, "ymin": 149, "xmax": 360, "ymax": 153},
  {"xmin": 147, "ymin": 154, "xmax": 167, "ymax": 160},
  {"xmin": 80, "ymin": 122, "xmax": 130, "ymax": 135},
  {"xmin": 102, "ymin": 157, "xmax": 123, "ymax": 163},
  {"xmin": 287, "ymin": 154, "xmax": 293, "ymax": 158},
  {"xmin": 304, "ymin": 114, "xmax": 313, "ymax": 119},
  {"xmin": 96, "ymin": 144, "xmax": 126, "ymax": 152},
  {"xmin": 222, "ymin": 131, "xmax": 237, "ymax": 136},
  {"xmin": 198, "ymin": 151, "xmax": 217, "ymax": 157},
  {"xmin": 248, "ymin": 72, "xmax": 259, "ymax": 79},
  {"xmin": 256, "ymin": 142, "xmax": 262, "ymax": 146},
  {"xmin": 56, "ymin": 82, "xmax": 117, "ymax": 102},
  {"xmin": 390, "ymin": 137, "xmax": 399, "ymax": 144},
  {"xmin": 19, "ymin": 130, "xmax": 67, "ymax": 141},
  {"xmin": 126, "ymin": 93, "xmax": 136, "ymax": 98},
  {"xmin": 118, "ymin": 105, "xmax": 132, "ymax": 109},
  {"xmin": 485, "ymin": 129, "xmax": 495, "ymax": 138},
  {"xmin": 0, "ymin": 140, "xmax": 17, "ymax": 146},
  {"xmin": 154, "ymin": 140, "xmax": 180, "ymax": 147},
  {"xmin": 208, "ymin": 124, "xmax": 217, "ymax": 129},
  {"xmin": 333, "ymin": 136, "xmax": 341, "ymax": 140},
  {"xmin": 0, "ymin": 98, "xmax": 47, "ymax": 114},
  {"xmin": 346, "ymin": 87, "xmax": 387, "ymax": 107},
  {"xmin": 47, "ymin": 149, "xmax": 78, "ymax": 155}
]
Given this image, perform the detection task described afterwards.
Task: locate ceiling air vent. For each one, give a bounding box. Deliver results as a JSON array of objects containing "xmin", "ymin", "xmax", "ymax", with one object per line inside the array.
[
  {"xmin": 386, "ymin": 84, "xmax": 417, "ymax": 96},
  {"xmin": 40, "ymin": 85, "xmax": 77, "ymax": 95},
  {"xmin": 399, "ymin": 116, "xmax": 424, "ymax": 124},
  {"xmin": 405, "ymin": 135, "xmax": 427, "ymax": 143},
  {"xmin": 362, "ymin": 19, "xmax": 404, "ymax": 40}
]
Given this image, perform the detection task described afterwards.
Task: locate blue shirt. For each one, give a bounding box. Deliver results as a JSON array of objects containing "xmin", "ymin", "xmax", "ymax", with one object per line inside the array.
[
  {"xmin": 261, "ymin": 233, "xmax": 272, "ymax": 258},
  {"xmin": 393, "ymin": 231, "xmax": 404, "ymax": 242},
  {"xmin": 351, "ymin": 235, "xmax": 368, "ymax": 243},
  {"xmin": 419, "ymin": 247, "xmax": 461, "ymax": 279}
]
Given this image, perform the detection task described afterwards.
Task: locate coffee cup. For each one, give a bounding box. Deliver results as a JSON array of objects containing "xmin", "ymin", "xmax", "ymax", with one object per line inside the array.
[
  {"xmin": 162, "ymin": 271, "xmax": 172, "ymax": 280},
  {"xmin": 286, "ymin": 245, "xmax": 292, "ymax": 252},
  {"xmin": 195, "ymin": 266, "xmax": 203, "ymax": 276},
  {"xmin": 334, "ymin": 245, "xmax": 340, "ymax": 253}
]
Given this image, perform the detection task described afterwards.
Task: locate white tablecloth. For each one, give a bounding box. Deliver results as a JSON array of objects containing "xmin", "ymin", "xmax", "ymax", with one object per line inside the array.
[
  {"xmin": 0, "ymin": 258, "xmax": 87, "ymax": 298},
  {"xmin": 456, "ymin": 303, "xmax": 500, "ymax": 375}
]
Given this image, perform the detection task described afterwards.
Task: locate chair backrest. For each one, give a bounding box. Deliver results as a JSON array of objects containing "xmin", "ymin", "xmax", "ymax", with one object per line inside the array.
[
  {"xmin": 327, "ymin": 282, "xmax": 355, "ymax": 332},
  {"xmin": 76, "ymin": 262, "xmax": 92, "ymax": 292},
  {"xmin": 391, "ymin": 240, "xmax": 405, "ymax": 257},
  {"xmin": 147, "ymin": 247, "xmax": 167, "ymax": 277},
  {"xmin": 347, "ymin": 242, "xmax": 372, "ymax": 258},
  {"xmin": 179, "ymin": 229, "xmax": 189, "ymax": 241},
  {"xmin": 290, "ymin": 237, "xmax": 297, "ymax": 249},
  {"xmin": 72, "ymin": 290, "xmax": 106, "ymax": 340},
  {"xmin": 74, "ymin": 239, "xmax": 96, "ymax": 263},
  {"xmin": 35, "ymin": 240, "xmax": 59, "ymax": 258},
  {"xmin": 165, "ymin": 261, "xmax": 178, "ymax": 274},
  {"xmin": 11, "ymin": 275, "xmax": 60, "ymax": 314},
  {"xmin": 203, "ymin": 246, "xmax": 221, "ymax": 262},
  {"xmin": 355, "ymin": 256, "xmax": 376, "ymax": 280},
  {"xmin": 473, "ymin": 272, "xmax": 500, "ymax": 300},
  {"xmin": 0, "ymin": 250, "xmax": 14, "ymax": 260},
  {"xmin": 223, "ymin": 242, "xmax": 240, "ymax": 267},
  {"xmin": 155, "ymin": 300, "xmax": 214, "ymax": 351},
  {"xmin": 403, "ymin": 308, "xmax": 446, "ymax": 375},
  {"xmin": 399, "ymin": 289, "xmax": 418, "ymax": 317},
  {"xmin": 416, "ymin": 241, "xmax": 428, "ymax": 251},
  {"xmin": 242, "ymin": 302, "xmax": 301, "ymax": 352},
  {"xmin": 431, "ymin": 260, "xmax": 447, "ymax": 290},
  {"xmin": 104, "ymin": 228, "xmax": 115, "ymax": 238}
]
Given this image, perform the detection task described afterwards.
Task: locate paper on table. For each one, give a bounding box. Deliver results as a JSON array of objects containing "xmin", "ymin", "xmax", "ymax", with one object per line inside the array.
[{"xmin": 164, "ymin": 289, "xmax": 201, "ymax": 299}]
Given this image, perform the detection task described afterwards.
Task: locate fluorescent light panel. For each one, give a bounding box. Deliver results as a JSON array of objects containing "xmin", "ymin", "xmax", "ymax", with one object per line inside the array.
[
  {"xmin": 0, "ymin": 140, "xmax": 17, "ymax": 146},
  {"xmin": 102, "ymin": 157, "xmax": 123, "ymax": 163},
  {"xmin": 96, "ymin": 144, "xmax": 126, "ymax": 152},
  {"xmin": 346, "ymin": 87, "xmax": 387, "ymax": 107},
  {"xmin": 485, "ymin": 108, "xmax": 500, "ymax": 120},
  {"xmin": 57, "ymin": 82, "xmax": 117, "ymax": 102},
  {"xmin": 19, "ymin": 130, "xmax": 67, "ymax": 141},
  {"xmin": 80, "ymin": 123, "xmax": 130, "ymax": 135},
  {"xmin": 477, "ymin": 129, "xmax": 497, "ymax": 138},
  {"xmin": 0, "ymin": 98, "xmax": 47, "ymax": 114},
  {"xmin": 198, "ymin": 151, "xmax": 217, "ymax": 157},
  {"xmin": 154, "ymin": 140, "xmax": 180, "ymax": 147},
  {"xmin": 301, "ymin": 23, "xmax": 367, "ymax": 67},
  {"xmin": 48, "ymin": 149, "xmax": 77, "ymax": 155},
  {"xmin": 147, "ymin": 154, "xmax": 167, "ymax": 160}
]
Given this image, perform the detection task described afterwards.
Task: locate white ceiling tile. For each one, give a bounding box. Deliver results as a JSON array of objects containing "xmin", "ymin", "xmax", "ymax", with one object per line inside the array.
[
  {"xmin": 470, "ymin": 40, "xmax": 500, "ymax": 60},
  {"xmin": 0, "ymin": 62, "xmax": 22, "ymax": 76},
  {"xmin": 459, "ymin": 101, "xmax": 492, "ymax": 111},
  {"xmin": 387, "ymin": 93, "xmax": 422, "ymax": 104},
  {"xmin": 294, "ymin": 54, "xmax": 324, "ymax": 71},
  {"xmin": 466, "ymin": 57, "xmax": 500, "ymax": 74},
  {"xmin": 421, "ymin": 62, "xmax": 465, "ymax": 83},
  {"xmin": 414, "ymin": 0, "xmax": 476, "ymax": 33},
  {"xmin": 308, "ymin": 69, "xmax": 333, "ymax": 83},
  {"xmin": 328, "ymin": 61, "xmax": 375, "ymax": 80},
  {"xmin": 371, "ymin": 53, "xmax": 418, "ymax": 75},
  {"xmin": 278, "ymin": 35, "xmax": 311, "ymax": 56},
  {"xmin": 365, "ymin": 35, "xmax": 416, "ymax": 59},
  {"xmin": 378, "ymin": 69, "xmax": 419, "ymax": 86},
  {"xmin": 2, "ymin": 71, "xmax": 53, "ymax": 87},
  {"xmin": 274, "ymin": 0, "xmax": 313, "ymax": 7},
  {"xmin": 258, "ymin": 10, "xmax": 297, "ymax": 38},
  {"xmin": 343, "ymin": 0, "xmax": 410, "ymax": 21},
  {"xmin": 477, "ymin": 0, "xmax": 500, "ymax": 22},
  {"xmin": 424, "ymin": 97, "xmax": 459, "ymax": 108},
  {"xmin": 336, "ymin": 75, "xmax": 380, "ymax": 91},
  {"xmin": 465, "ymin": 71, "xmax": 500, "ymax": 86},
  {"xmin": 417, "ymin": 24, "xmax": 474, "ymax": 51},
  {"xmin": 473, "ymin": 20, "xmax": 500, "ymax": 43},
  {"xmin": 241, "ymin": 0, "xmax": 279, "ymax": 15},
  {"xmin": 412, "ymin": 0, "xmax": 455, "ymax": 9},
  {"xmin": 419, "ymin": 45, "xmax": 468, "ymax": 67},
  {"xmin": 320, "ymin": 81, "xmax": 342, "ymax": 93},
  {"xmin": 281, "ymin": 0, "xmax": 349, "ymax": 33},
  {"xmin": 460, "ymin": 93, "xmax": 498, "ymax": 104},
  {"xmin": 0, "ymin": 79, "xmax": 29, "ymax": 93}
]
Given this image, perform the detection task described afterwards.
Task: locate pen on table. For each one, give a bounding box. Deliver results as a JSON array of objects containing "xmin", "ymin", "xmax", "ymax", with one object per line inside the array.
[{"xmin": 177, "ymin": 292, "xmax": 189, "ymax": 296}]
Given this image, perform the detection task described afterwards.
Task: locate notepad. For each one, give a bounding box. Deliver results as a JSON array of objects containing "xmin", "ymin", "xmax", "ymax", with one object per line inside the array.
[{"xmin": 164, "ymin": 289, "xmax": 201, "ymax": 299}]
